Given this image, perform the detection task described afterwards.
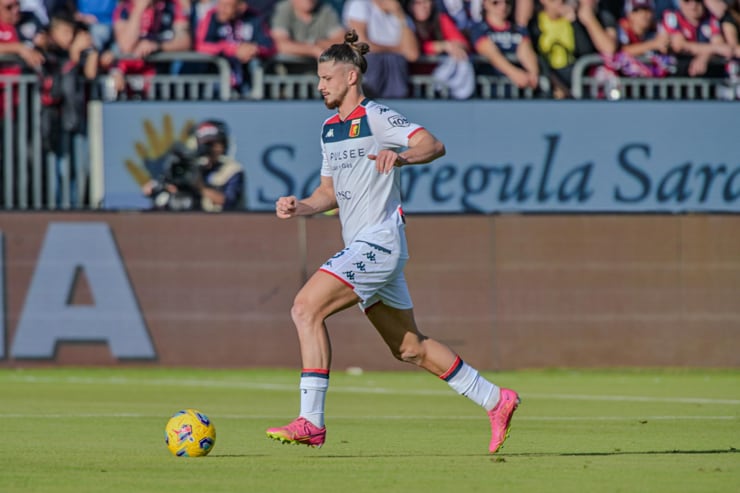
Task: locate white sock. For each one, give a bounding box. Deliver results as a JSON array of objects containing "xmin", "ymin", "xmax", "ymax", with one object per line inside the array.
[
  {"xmin": 299, "ymin": 369, "xmax": 329, "ymax": 428},
  {"xmin": 441, "ymin": 356, "xmax": 500, "ymax": 411}
]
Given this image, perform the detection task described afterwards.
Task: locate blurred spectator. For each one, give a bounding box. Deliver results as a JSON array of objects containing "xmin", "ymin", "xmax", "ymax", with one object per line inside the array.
[
  {"xmin": 111, "ymin": 0, "xmax": 192, "ymax": 97},
  {"xmin": 20, "ymin": 0, "xmax": 50, "ymax": 24},
  {"xmin": 40, "ymin": 8, "xmax": 97, "ymax": 204},
  {"xmin": 74, "ymin": 0, "xmax": 117, "ymax": 51},
  {"xmin": 142, "ymin": 119, "xmax": 245, "ymax": 212},
  {"xmin": 270, "ymin": 0, "xmax": 344, "ymax": 61},
  {"xmin": 437, "ymin": 0, "xmax": 483, "ymax": 32},
  {"xmin": 705, "ymin": 0, "xmax": 740, "ymax": 57},
  {"xmin": 617, "ymin": 0, "xmax": 669, "ymax": 56},
  {"xmin": 405, "ymin": 0, "xmax": 475, "ymax": 98},
  {"xmin": 0, "ymin": 1, "xmax": 46, "ymax": 118},
  {"xmin": 182, "ymin": 0, "xmax": 217, "ymax": 28},
  {"xmin": 470, "ymin": 0, "xmax": 540, "ymax": 89},
  {"xmin": 1, "ymin": 2, "xmax": 47, "ymax": 206},
  {"xmin": 603, "ymin": 0, "xmax": 675, "ymax": 78},
  {"xmin": 195, "ymin": 0, "xmax": 276, "ymax": 96},
  {"xmin": 437, "ymin": 0, "xmax": 533, "ymax": 31},
  {"xmin": 0, "ymin": 1, "xmax": 46, "ymax": 68},
  {"xmin": 40, "ymin": 8, "xmax": 96, "ymax": 133},
  {"xmin": 661, "ymin": 0, "xmax": 730, "ymax": 76},
  {"xmin": 343, "ymin": 0, "xmax": 420, "ymax": 97},
  {"xmin": 529, "ymin": 0, "xmax": 617, "ymax": 96}
]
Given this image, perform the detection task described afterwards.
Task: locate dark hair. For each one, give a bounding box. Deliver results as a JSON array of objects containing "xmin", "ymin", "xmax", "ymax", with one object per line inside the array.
[
  {"xmin": 404, "ymin": 0, "xmax": 443, "ymax": 44},
  {"xmin": 318, "ymin": 30, "xmax": 370, "ymax": 74}
]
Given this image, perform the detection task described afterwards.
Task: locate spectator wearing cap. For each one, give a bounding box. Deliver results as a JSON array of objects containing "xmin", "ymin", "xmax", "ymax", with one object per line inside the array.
[
  {"xmin": 617, "ymin": 0, "xmax": 670, "ymax": 56},
  {"xmin": 661, "ymin": 0, "xmax": 731, "ymax": 76}
]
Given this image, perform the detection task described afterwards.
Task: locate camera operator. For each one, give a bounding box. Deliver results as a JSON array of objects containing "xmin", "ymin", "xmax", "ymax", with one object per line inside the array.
[{"xmin": 143, "ymin": 119, "xmax": 245, "ymax": 212}]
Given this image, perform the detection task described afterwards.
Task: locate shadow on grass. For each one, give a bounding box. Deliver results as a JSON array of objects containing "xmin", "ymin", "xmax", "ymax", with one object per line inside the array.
[
  {"xmin": 279, "ymin": 447, "xmax": 740, "ymax": 459},
  {"xmin": 508, "ymin": 447, "xmax": 739, "ymax": 458}
]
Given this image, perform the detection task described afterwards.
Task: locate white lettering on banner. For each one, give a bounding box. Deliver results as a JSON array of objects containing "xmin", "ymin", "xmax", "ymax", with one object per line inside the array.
[{"xmin": 7, "ymin": 223, "xmax": 155, "ymax": 360}]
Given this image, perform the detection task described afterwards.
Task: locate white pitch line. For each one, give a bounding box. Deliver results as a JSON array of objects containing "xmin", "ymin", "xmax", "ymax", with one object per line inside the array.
[
  {"xmin": 0, "ymin": 413, "xmax": 735, "ymax": 421},
  {"xmin": 4, "ymin": 374, "xmax": 740, "ymax": 406}
]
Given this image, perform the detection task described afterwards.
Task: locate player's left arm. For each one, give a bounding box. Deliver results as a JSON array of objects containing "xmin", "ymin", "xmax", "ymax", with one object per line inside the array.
[{"xmin": 370, "ymin": 128, "xmax": 446, "ymax": 175}]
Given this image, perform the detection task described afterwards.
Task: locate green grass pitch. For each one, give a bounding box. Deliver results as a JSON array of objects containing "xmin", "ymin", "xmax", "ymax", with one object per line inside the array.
[{"xmin": 1, "ymin": 368, "xmax": 738, "ymax": 493}]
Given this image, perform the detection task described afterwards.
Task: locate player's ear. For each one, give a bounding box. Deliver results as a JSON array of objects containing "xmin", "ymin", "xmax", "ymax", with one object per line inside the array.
[{"xmin": 347, "ymin": 67, "xmax": 359, "ymax": 86}]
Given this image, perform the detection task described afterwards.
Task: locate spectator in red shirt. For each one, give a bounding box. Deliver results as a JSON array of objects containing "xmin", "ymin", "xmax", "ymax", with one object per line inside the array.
[
  {"xmin": 0, "ymin": 1, "xmax": 45, "ymax": 119},
  {"xmin": 405, "ymin": 0, "xmax": 475, "ymax": 98},
  {"xmin": 194, "ymin": 0, "xmax": 276, "ymax": 95},
  {"xmin": 661, "ymin": 0, "xmax": 730, "ymax": 75}
]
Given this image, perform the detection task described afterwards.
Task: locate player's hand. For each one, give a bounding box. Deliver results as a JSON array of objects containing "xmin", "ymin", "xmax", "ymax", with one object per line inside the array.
[
  {"xmin": 369, "ymin": 149, "xmax": 406, "ymax": 175},
  {"xmin": 276, "ymin": 196, "xmax": 298, "ymax": 219}
]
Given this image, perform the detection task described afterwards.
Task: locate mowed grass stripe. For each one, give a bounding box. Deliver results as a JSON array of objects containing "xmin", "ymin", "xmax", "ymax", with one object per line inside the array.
[
  {"xmin": 0, "ymin": 413, "xmax": 736, "ymax": 421},
  {"xmin": 4, "ymin": 373, "xmax": 740, "ymax": 405}
]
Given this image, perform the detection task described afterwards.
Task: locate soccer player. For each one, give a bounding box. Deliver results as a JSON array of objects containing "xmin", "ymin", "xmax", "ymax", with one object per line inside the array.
[{"xmin": 265, "ymin": 29, "xmax": 520, "ymax": 454}]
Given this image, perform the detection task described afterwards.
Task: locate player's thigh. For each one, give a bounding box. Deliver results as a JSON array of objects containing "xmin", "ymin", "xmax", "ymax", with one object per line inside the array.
[
  {"xmin": 366, "ymin": 303, "xmax": 425, "ymax": 354},
  {"xmin": 294, "ymin": 269, "xmax": 361, "ymax": 321}
]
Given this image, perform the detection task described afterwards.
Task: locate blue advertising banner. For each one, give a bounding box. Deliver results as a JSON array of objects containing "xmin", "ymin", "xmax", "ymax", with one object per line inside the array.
[{"xmin": 101, "ymin": 100, "xmax": 740, "ymax": 213}]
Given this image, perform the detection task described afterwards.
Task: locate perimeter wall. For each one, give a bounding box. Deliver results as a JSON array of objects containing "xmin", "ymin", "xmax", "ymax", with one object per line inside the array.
[{"xmin": 1, "ymin": 213, "xmax": 738, "ymax": 370}]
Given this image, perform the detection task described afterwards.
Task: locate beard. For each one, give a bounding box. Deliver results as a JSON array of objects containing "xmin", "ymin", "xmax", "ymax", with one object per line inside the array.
[{"xmin": 322, "ymin": 85, "xmax": 348, "ymax": 110}]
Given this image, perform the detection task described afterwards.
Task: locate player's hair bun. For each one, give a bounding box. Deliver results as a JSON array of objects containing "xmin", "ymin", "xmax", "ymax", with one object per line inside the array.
[{"xmin": 319, "ymin": 29, "xmax": 369, "ymax": 73}]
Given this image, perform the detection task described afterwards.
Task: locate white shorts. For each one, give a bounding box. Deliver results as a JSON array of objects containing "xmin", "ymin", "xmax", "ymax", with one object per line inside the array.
[{"xmin": 319, "ymin": 211, "xmax": 412, "ymax": 311}]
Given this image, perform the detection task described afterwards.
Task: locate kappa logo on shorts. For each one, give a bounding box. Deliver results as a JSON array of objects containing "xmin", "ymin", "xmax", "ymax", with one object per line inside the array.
[
  {"xmin": 344, "ymin": 271, "xmax": 356, "ymax": 281},
  {"xmin": 354, "ymin": 261, "xmax": 366, "ymax": 272},
  {"xmin": 364, "ymin": 251, "xmax": 377, "ymax": 263}
]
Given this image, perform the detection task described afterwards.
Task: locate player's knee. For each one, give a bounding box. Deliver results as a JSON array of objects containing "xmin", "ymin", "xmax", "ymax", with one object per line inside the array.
[{"xmin": 290, "ymin": 297, "xmax": 319, "ymax": 331}]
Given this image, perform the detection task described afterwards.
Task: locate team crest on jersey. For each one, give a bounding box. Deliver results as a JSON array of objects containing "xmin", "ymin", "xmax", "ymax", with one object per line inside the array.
[{"xmin": 349, "ymin": 119, "xmax": 361, "ymax": 138}]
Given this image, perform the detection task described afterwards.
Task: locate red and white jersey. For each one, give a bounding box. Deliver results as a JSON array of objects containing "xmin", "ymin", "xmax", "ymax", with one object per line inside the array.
[
  {"xmin": 320, "ymin": 99, "xmax": 423, "ymax": 246},
  {"xmin": 661, "ymin": 10, "xmax": 720, "ymax": 43},
  {"xmin": 0, "ymin": 21, "xmax": 22, "ymax": 77}
]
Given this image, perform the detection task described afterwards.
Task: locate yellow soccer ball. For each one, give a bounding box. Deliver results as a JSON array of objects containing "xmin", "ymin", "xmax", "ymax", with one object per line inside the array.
[{"xmin": 164, "ymin": 409, "xmax": 216, "ymax": 457}]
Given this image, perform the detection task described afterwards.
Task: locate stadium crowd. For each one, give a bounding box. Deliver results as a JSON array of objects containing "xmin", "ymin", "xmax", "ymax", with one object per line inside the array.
[{"xmin": 0, "ymin": 0, "xmax": 738, "ymax": 103}]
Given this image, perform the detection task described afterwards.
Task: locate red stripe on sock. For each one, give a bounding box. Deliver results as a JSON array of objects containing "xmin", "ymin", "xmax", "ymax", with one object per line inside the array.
[
  {"xmin": 439, "ymin": 356, "xmax": 462, "ymax": 381},
  {"xmin": 302, "ymin": 368, "xmax": 330, "ymax": 375}
]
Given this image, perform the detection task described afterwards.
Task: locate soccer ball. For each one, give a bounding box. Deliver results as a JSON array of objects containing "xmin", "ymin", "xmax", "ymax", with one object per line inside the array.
[{"xmin": 164, "ymin": 409, "xmax": 216, "ymax": 457}]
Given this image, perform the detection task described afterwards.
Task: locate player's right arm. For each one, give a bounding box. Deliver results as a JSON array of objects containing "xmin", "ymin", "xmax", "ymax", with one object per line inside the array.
[{"xmin": 276, "ymin": 176, "xmax": 338, "ymax": 219}]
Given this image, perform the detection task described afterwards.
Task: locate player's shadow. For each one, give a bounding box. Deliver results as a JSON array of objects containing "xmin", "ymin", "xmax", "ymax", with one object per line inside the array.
[
  {"xmin": 509, "ymin": 447, "xmax": 738, "ymax": 457},
  {"xmin": 305, "ymin": 448, "xmax": 738, "ymax": 459}
]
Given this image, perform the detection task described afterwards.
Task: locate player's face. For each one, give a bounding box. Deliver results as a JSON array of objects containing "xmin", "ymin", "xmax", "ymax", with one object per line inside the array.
[{"xmin": 317, "ymin": 61, "xmax": 351, "ymax": 110}]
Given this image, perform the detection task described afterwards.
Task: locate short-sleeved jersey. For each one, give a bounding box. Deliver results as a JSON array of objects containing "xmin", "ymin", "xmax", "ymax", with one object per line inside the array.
[
  {"xmin": 270, "ymin": 0, "xmax": 343, "ymax": 44},
  {"xmin": 320, "ymin": 99, "xmax": 423, "ymax": 246},
  {"xmin": 470, "ymin": 19, "xmax": 530, "ymax": 55},
  {"xmin": 661, "ymin": 10, "xmax": 720, "ymax": 43},
  {"xmin": 343, "ymin": 0, "xmax": 403, "ymax": 46}
]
